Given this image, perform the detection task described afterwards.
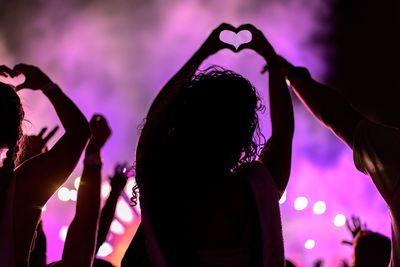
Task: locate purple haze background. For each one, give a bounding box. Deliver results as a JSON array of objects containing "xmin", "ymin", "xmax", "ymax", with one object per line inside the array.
[{"xmin": 0, "ymin": 0, "xmax": 391, "ymax": 266}]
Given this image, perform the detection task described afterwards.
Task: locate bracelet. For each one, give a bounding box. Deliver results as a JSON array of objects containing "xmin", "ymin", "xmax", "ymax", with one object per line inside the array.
[
  {"xmin": 84, "ymin": 154, "xmax": 103, "ymax": 166},
  {"xmin": 41, "ymin": 82, "xmax": 59, "ymax": 93},
  {"xmin": 287, "ymin": 67, "xmax": 311, "ymax": 85}
]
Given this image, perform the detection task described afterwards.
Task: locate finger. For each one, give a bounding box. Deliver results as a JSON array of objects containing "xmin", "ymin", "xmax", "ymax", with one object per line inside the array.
[
  {"xmin": 37, "ymin": 127, "xmax": 48, "ymax": 138},
  {"xmin": 0, "ymin": 65, "xmax": 14, "ymax": 77},
  {"xmin": 217, "ymin": 23, "xmax": 236, "ymax": 32},
  {"xmin": 220, "ymin": 42, "xmax": 236, "ymax": 53},
  {"xmin": 237, "ymin": 42, "xmax": 253, "ymax": 52},
  {"xmin": 341, "ymin": 240, "xmax": 353, "ymax": 245},
  {"xmin": 43, "ymin": 126, "xmax": 59, "ymax": 144},
  {"xmin": 15, "ymin": 82, "xmax": 29, "ymax": 91},
  {"xmin": 237, "ymin": 23, "xmax": 259, "ymax": 33}
]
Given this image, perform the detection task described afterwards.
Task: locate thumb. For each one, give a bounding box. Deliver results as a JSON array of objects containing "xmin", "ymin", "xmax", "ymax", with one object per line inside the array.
[{"xmin": 16, "ymin": 82, "xmax": 28, "ymax": 91}]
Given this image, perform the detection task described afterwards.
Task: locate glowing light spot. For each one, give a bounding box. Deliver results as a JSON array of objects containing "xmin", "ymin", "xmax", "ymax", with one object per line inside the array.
[
  {"xmin": 116, "ymin": 199, "xmax": 133, "ymax": 223},
  {"xmin": 313, "ymin": 201, "xmax": 327, "ymax": 215},
  {"xmin": 305, "ymin": 239, "xmax": 315, "ymax": 250},
  {"xmin": 59, "ymin": 225, "xmax": 68, "ymax": 241},
  {"xmin": 101, "ymin": 183, "xmax": 111, "ymax": 198},
  {"xmin": 98, "ymin": 242, "xmax": 113, "ymax": 257},
  {"xmin": 42, "ymin": 204, "xmax": 47, "ymax": 212},
  {"xmin": 69, "ymin": 189, "xmax": 78, "ymax": 201},
  {"xmin": 279, "ymin": 190, "xmax": 287, "ymax": 205},
  {"xmin": 334, "ymin": 214, "xmax": 346, "ymax": 227},
  {"xmin": 74, "ymin": 176, "xmax": 81, "ymax": 190},
  {"xmin": 58, "ymin": 187, "xmax": 70, "ymax": 201},
  {"xmin": 110, "ymin": 220, "xmax": 125, "ymax": 234},
  {"xmin": 125, "ymin": 179, "xmax": 137, "ymax": 196},
  {"xmin": 294, "ymin": 196, "xmax": 308, "ymax": 211}
]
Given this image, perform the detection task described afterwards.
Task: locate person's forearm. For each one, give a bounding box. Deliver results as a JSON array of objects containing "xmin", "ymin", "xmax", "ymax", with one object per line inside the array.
[
  {"xmin": 147, "ymin": 49, "xmax": 206, "ymax": 116},
  {"xmin": 96, "ymin": 189, "xmax": 120, "ymax": 252},
  {"xmin": 268, "ymin": 67, "xmax": 294, "ymax": 138},
  {"xmin": 62, "ymin": 161, "xmax": 101, "ymax": 266},
  {"xmin": 43, "ymin": 85, "xmax": 90, "ymax": 138}
]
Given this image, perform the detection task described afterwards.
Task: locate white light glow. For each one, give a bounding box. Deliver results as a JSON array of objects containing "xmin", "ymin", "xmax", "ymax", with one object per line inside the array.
[
  {"xmin": 42, "ymin": 204, "xmax": 47, "ymax": 212},
  {"xmin": 74, "ymin": 176, "xmax": 81, "ymax": 190},
  {"xmin": 101, "ymin": 183, "xmax": 111, "ymax": 198},
  {"xmin": 313, "ymin": 201, "xmax": 327, "ymax": 215},
  {"xmin": 305, "ymin": 239, "xmax": 315, "ymax": 250},
  {"xmin": 98, "ymin": 242, "xmax": 113, "ymax": 257},
  {"xmin": 110, "ymin": 220, "xmax": 125, "ymax": 235},
  {"xmin": 125, "ymin": 179, "xmax": 137, "ymax": 196},
  {"xmin": 57, "ymin": 187, "xmax": 70, "ymax": 202},
  {"xmin": 69, "ymin": 189, "xmax": 78, "ymax": 201},
  {"xmin": 294, "ymin": 196, "xmax": 308, "ymax": 211},
  {"xmin": 279, "ymin": 190, "xmax": 287, "ymax": 205},
  {"xmin": 334, "ymin": 214, "xmax": 346, "ymax": 227},
  {"xmin": 116, "ymin": 199, "xmax": 133, "ymax": 223},
  {"xmin": 59, "ymin": 225, "xmax": 68, "ymax": 241}
]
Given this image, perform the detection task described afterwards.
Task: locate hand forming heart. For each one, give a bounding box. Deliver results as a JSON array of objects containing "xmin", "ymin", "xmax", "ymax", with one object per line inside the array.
[
  {"xmin": 0, "ymin": 65, "xmax": 26, "ymax": 89},
  {"xmin": 219, "ymin": 29, "xmax": 252, "ymax": 51}
]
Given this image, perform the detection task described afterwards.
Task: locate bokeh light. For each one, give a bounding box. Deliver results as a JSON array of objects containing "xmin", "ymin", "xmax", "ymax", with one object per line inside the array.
[
  {"xmin": 98, "ymin": 242, "xmax": 113, "ymax": 257},
  {"xmin": 59, "ymin": 226, "xmax": 68, "ymax": 242},
  {"xmin": 116, "ymin": 199, "xmax": 133, "ymax": 223},
  {"xmin": 294, "ymin": 196, "xmax": 308, "ymax": 211},
  {"xmin": 305, "ymin": 239, "xmax": 316, "ymax": 250},
  {"xmin": 313, "ymin": 201, "xmax": 327, "ymax": 215},
  {"xmin": 110, "ymin": 220, "xmax": 125, "ymax": 235},
  {"xmin": 57, "ymin": 187, "xmax": 70, "ymax": 202},
  {"xmin": 334, "ymin": 214, "xmax": 346, "ymax": 227}
]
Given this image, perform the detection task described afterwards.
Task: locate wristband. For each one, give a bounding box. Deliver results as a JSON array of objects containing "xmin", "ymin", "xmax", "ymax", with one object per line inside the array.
[{"xmin": 84, "ymin": 154, "xmax": 103, "ymax": 166}]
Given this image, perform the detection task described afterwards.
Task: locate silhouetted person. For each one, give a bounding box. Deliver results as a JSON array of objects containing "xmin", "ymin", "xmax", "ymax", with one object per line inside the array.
[
  {"xmin": 123, "ymin": 23, "xmax": 294, "ymax": 267},
  {"xmin": 0, "ymin": 64, "xmax": 90, "ymax": 267}
]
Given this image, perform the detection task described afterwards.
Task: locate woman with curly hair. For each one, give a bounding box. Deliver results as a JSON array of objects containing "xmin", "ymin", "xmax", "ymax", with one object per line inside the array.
[{"xmin": 123, "ymin": 23, "xmax": 294, "ymax": 267}]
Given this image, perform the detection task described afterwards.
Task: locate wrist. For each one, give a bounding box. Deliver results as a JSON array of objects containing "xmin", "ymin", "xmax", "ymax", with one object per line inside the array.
[
  {"xmin": 287, "ymin": 66, "xmax": 312, "ymax": 85},
  {"xmin": 84, "ymin": 154, "xmax": 103, "ymax": 166},
  {"xmin": 41, "ymin": 82, "xmax": 60, "ymax": 95}
]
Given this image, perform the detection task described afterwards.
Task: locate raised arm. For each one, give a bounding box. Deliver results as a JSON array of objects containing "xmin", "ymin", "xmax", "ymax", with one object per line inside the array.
[
  {"xmin": 95, "ymin": 163, "xmax": 128, "ymax": 253},
  {"xmin": 11, "ymin": 64, "xmax": 90, "ymax": 267},
  {"xmin": 14, "ymin": 64, "xmax": 91, "ymax": 205},
  {"xmin": 279, "ymin": 57, "xmax": 363, "ymax": 148},
  {"xmin": 238, "ymin": 25, "xmax": 294, "ymax": 195},
  {"xmin": 145, "ymin": 23, "xmax": 236, "ymax": 122},
  {"xmin": 61, "ymin": 114, "xmax": 111, "ymax": 267}
]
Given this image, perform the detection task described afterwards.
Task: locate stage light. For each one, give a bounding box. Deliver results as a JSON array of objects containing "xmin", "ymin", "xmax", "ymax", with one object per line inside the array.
[
  {"xmin": 58, "ymin": 187, "xmax": 70, "ymax": 201},
  {"xmin": 294, "ymin": 196, "xmax": 308, "ymax": 211},
  {"xmin": 334, "ymin": 214, "xmax": 346, "ymax": 227},
  {"xmin": 313, "ymin": 201, "xmax": 327, "ymax": 215},
  {"xmin": 110, "ymin": 219, "xmax": 125, "ymax": 235},
  {"xmin": 305, "ymin": 239, "xmax": 315, "ymax": 250},
  {"xmin": 101, "ymin": 183, "xmax": 111, "ymax": 198},
  {"xmin": 116, "ymin": 199, "xmax": 133, "ymax": 223},
  {"xmin": 69, "ymin": 189, "xmax": 77, "ymax": 201},
  {"xmin": 74, "ymin": 176, "xmax": 81, "ymax": 190},
  {"xmin": 279, "ymin": 190, "xmax": 287, "ymax": 205},
  {"xmin": 59, "ymin": 225, "xmax": 68, "ymax": 241},
  {"xmin": 98, "ymin": 242, "xmax": 113, "ymax": 257}
]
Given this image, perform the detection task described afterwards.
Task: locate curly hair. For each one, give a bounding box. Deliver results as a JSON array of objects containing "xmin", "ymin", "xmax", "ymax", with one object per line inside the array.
[
  {"xmin": 0, "ymin": 82, "xmax": 24, "ymax": 213},
  {"xmin": 169, "ymin": 66, "xmax": 265, "ymax": 171}
]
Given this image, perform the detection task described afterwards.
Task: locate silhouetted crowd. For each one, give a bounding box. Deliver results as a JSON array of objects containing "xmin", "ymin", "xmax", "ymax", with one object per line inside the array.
[{"xmin": 1, "ymin": 23, "xmax": 398, "ymax": 267}]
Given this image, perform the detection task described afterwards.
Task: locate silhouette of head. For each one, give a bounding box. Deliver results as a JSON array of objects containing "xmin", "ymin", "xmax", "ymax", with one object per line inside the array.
[
  {"xmin": 169, "ymin": 67, "xmax": 264, "ymax": 172},
  {"xmin": 0, "ymin": 82, "xmax": 24, "ymax": 150},
  {"xmin": 352, "ymin": 230, "xmax": 391, "ymax": 267},
  {"xmin": 0, "ymin": 82, "xmax": 24, "ymax": 211}
]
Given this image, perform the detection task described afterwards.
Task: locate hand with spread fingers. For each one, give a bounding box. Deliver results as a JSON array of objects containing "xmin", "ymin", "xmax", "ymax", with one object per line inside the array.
[{"xmin": 0, "ymin": 65, "xmax": 14, "ymax": 77}]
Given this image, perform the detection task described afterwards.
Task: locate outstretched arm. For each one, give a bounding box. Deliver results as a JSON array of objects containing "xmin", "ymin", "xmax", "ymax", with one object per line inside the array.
[
  {"xmin": 14, "ymin": 64, "xmax": 91, "ymax": 205},
  {"xmin": 95, "ymin": 163, "xmax": 128, "ymax": 253},
  {"xmin": 11, "ymin": 64, "xmax": 90, "ymax": 266},
  {"xmin": 280, "ymin": 57, "xmax": 363, "ymax": 148},
  {"xmin": 145, "ymin": 23, "xmax": 236, "ymax": 122},
  {"xmin": 238, "ymin": 25, "xmax": 294, "ymax": 195},
  {"xmin": 62, "ymin": 114, "xmax": 111, "ymax": 267}
]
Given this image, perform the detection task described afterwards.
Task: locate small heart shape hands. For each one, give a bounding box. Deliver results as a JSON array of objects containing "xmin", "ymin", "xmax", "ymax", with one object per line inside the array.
[
  {"xmin": 219, "ymin": 29, "xmax": 252, "ymax": 51},
  {"xmin": 0, "ymin": 65, "xmax": 26, "ymax": 89}
]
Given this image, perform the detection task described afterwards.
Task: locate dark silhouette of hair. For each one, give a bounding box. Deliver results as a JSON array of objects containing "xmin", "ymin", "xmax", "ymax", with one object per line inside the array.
[
  {"xmin": 167, "ymin": 67, "xmax": 265, "ymax": 172},
  {"xmin": 354, "ymin": 231, "xmax": 391, "ymax": 267},
  {"xmin": 0, "ymin": 82, "xmax": 24, "ymax": 213}
]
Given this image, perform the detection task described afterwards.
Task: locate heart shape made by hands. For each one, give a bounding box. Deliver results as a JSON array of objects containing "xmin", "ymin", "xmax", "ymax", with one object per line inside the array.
[
  {"xmin": 0, "ymin": 68, "xmax": 25, "ymax": 89},
  {"xmin": 219, "ymin": 29, "xmax": 252, "ymax": 50}
]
